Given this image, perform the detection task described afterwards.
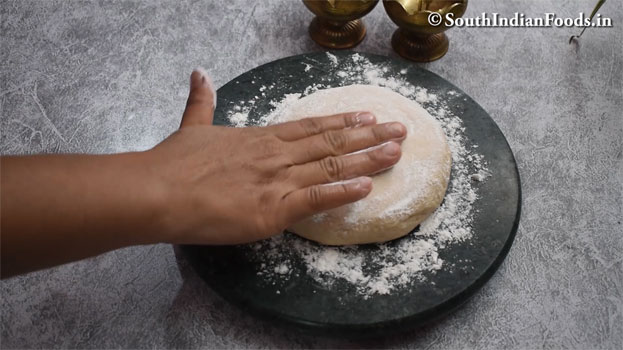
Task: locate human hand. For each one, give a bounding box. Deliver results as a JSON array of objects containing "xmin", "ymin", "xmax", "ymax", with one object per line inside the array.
[{"xmin": 149, "ymin": 69, "xmax": 407, "ymax": 245}]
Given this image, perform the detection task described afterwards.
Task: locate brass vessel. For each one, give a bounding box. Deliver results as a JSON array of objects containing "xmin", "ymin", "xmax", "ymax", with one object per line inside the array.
[
  {"xmin": 383, "ymin": 0, "xmax": 467, "ymax": 62},
  {"xmin": 303, "ymin": 0, "xmax": 380, "ymax": 49}
]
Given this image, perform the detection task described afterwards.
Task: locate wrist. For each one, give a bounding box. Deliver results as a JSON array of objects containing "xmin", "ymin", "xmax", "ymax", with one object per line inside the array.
[{"xmin": 114, "ymin": 150, "xmax": 173, "ymax": 246}]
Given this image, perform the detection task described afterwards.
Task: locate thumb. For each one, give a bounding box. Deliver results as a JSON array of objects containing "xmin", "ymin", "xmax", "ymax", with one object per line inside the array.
[{"xmin": 180, "ymin": 67, "xmax": 217, "ymax": 128}]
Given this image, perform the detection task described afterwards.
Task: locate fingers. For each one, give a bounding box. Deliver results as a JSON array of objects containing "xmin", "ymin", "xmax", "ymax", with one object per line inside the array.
[
  {"xmin": 289, "ymin": 122, "xmax": 407, "ymax": 164},
  {"xmin": 283, "ymin": 177, "xmax": 373, "ymax": 223},
  {"xmin": 268, "ymin": 112, "xmax": 376, "ymax": 141},
  {"xmin": 180, "ymin": 67, "xmax": 217, "ymax": 128},
  {"xmin": 288, "ymin": 141, "xmax": 401, "ymax": 187}
]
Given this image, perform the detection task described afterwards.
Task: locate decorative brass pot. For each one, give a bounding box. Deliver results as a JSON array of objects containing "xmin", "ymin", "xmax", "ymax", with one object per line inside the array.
[
  {"xmin": 303, "ymin": 0, "xmax": 380, "ymax": 49},
  {"xmin": 383, "ymin": 0, "xmax": 467, "ymax": 62}
]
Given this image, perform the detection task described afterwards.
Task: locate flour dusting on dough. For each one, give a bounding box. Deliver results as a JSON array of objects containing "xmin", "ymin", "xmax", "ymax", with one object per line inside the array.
[{"xmin": 228, "ymin": 53, "xmax": 489, "ymax": 298}]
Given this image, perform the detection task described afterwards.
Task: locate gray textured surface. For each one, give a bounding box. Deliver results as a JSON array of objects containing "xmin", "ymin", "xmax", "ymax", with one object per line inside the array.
[{"xmin": 1, "ymin": 0, "xmax": 621, "ymax": 348}]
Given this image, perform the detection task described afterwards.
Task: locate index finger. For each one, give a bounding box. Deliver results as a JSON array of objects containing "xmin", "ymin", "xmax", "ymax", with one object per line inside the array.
[{"xmin": 267, "ymin": 112, "xmax": 376, "ymax": 141}]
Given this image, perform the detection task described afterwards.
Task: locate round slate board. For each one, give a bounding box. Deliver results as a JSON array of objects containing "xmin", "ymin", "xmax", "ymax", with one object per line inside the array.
[{"xmin": 182, "ymin": 51, "xmax": 521, "ymax": 337}]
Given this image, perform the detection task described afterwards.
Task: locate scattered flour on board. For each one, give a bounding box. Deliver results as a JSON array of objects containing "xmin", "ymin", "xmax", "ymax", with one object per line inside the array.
[
  {"xmin": 326, "ymin": 52, "xmax": 339, "ymax": 66},
  {"xmin": 227, "ymin": 53, "xmax": 489, "ymax": 298}
]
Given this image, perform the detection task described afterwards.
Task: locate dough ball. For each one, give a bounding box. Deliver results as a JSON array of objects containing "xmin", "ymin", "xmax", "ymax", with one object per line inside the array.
[{"xmin": 274, "ymin": 85, "xmax": 451, "ymax": 245}]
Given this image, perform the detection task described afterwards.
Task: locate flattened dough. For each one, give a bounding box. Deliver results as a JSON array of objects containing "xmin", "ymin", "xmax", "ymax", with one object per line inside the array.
[{"xmin": 275, "ymin": 85, "xmax": 452, "ymax": 245}]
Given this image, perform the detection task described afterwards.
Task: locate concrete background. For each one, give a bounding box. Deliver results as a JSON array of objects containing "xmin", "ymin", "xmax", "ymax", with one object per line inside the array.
[{"xmin": 1, "ymin": 0, "xmax": 621, "ymax": 348}]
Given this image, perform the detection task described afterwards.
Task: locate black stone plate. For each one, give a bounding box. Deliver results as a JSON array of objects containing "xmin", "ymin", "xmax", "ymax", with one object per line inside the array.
[{"xmin": 182, "ymin": 51, "xmax": 521, "ymax": 338}]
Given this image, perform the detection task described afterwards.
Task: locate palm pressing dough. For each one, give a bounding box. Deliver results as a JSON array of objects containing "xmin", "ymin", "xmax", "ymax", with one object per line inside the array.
[{"xmin": 275, "ymin": 85, "xmax": 452, "ymax": 245}]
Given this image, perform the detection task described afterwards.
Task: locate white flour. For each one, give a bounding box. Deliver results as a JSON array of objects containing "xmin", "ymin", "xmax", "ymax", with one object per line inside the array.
[{"xmin": 228, "ymin": 53, "xmax": 489, "ymax": 298}]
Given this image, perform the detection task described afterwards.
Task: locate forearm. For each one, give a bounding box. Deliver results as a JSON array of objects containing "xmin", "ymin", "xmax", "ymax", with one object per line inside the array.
[{"xmin": 0, "ymin": 152, "xmax": 166, "ymax": 278}]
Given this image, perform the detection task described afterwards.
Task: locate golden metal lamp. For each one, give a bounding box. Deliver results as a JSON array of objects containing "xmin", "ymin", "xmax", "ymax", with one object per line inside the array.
[
  {"xmin": 303, "ymin": 0, "xmax": 380, "ymax": 49},
  {"xmin": 383, "ymin": 0, "xmax": 468, "ymax": 62}
]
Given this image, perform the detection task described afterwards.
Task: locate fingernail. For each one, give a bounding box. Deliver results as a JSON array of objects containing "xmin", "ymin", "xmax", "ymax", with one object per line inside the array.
[
  {"xmin": 356, "ymin": 112, "xmax": 375, "ymax": 126},
  {"xmin": 388, "ymin": 122, "xmax": 406, "ymax": 138},
  {"xmin": 352, "ymin": 177, "xmax": 373, "ymax": 192},
  {"xmin": 192, "ymin": 67, "xmax": 217, "ymax": 108},
  {"xmin": 383, "ymin": 142, "xmax": 400, "ymax": 156}
]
